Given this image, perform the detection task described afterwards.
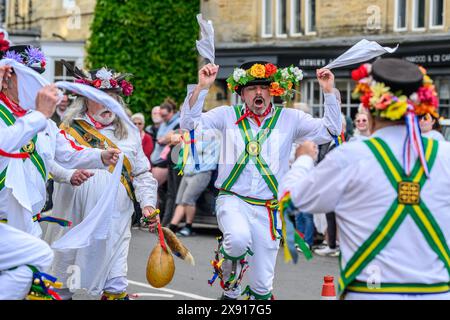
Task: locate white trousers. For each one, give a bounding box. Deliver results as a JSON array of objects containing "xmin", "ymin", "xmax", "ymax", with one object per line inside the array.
[
  {"xmin": 0, "ymin": 223, "xmax": 53, "ymax": 300},
  {"xmin": 216, "ymin": 195, "xmax": 280, "ymax": 299}
]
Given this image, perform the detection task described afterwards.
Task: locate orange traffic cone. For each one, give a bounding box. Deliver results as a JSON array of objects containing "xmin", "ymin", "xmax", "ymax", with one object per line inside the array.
[{"xmin": 321, "ymin": 275, "xmax": 337, "ymax": 300}]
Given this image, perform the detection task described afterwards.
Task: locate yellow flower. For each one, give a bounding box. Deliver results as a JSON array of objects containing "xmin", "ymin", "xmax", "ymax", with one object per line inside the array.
[
  {"xmin": 287, "ymin": 82, "xmax": 293, "ymax": 90},
  {"xmin": 249, "ymin": 64, "xmax": 266, "ymax": 78},
  {"xmin": 380, "ymin": 97, "xmax": 408, "ymax": 120},
  {"xmin": 371, "ymin": 82, "xmax": 390, "ymax": 100}
]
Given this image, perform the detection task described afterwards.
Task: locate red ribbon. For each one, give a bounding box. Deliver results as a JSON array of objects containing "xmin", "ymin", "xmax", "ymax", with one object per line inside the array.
[
  {"xmin": 235, "ymin": 105, "xmax": 272, "ymax": 127},
  {"xmin": 0, "ymin": 92, "xmax": 27, "ymax": 117},
  {"xmin": 157, "ymin": 223, "xmax": 168, "ymax": 252},
  {"xmin": 0, "ymin": 148, "xmax": 29, "ymax": 159},
  {"xmin": 59, "ymin": 129, "xmax": 84, "ymax": 151}
]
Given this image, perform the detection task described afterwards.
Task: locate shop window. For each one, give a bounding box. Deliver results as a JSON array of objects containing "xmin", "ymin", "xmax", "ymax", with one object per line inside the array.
[
  {"xmin": 430, "ymin": 0, "xmax": 444, "ymax": 28},
  {"xmin": 290, "ymin": 0, "xmax": 302, "ymax": 36},
  {"xmin": 262, "ymin": 0, "xmax": 273, "ymax": 37},
  {"xmin": 395, "ymin": 0, "xmax": 407, "ymax": 31},
  {"xmin": 306, "ymin": 0, "xmax": 316, "ymax": 34},
  {"xmin": 412, "ymin": 0, "xmax": 426, "ymax": 30},
  {"xmin": 276, "ymin": 0, "xmax": 288, "ymax": 37}
]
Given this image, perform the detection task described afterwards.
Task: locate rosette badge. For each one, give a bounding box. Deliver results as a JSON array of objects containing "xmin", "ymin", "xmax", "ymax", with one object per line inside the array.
[{"xmin": 226, "ymin": 61, "xmax": 303, "ymax": 100}]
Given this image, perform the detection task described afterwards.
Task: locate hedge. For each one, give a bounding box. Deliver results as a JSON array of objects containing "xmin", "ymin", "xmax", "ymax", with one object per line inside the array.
[{"xmin": 87, "ymin": 0, "xmax": 200, "ymax": 120}]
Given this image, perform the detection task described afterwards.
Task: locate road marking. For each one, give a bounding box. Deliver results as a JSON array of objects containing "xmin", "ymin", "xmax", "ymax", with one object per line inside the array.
[
  {"xmin": 130, "ymin": 292, "xmax": 175, "ymax": 299},
  {"xmin": 128, "ymin": 280, "xmax": 214, "ymax": 300}
]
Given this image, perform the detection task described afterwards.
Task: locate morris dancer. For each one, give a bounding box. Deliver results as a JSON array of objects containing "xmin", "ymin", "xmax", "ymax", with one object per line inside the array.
[
  {"xmin": 0, "ymin": 40, "xmax": 120, "ymax": 237},
  {"xmin": 45, "ymin": 64, "xmax": 158, "ymax": 300},
  {"xmin": 181, "ymin": 61, "xmax": 342, "ymax": 299},
  {"xmin": 280, "ymin": 58, "xmax": 450, "ymax": 300}
]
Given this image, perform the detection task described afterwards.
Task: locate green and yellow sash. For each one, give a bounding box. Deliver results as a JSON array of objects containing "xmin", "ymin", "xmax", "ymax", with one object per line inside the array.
[
  {"xmin": 219, "ymin": 106, "xmax": 283, "ymax": 240},
  {"xmin": 60, "ymin": 120, "xmax": 135, "ymax": 200},
  {"xmin": 0, "ymin": 104, "xmax": 47, "ymax": 192},
  {"xmin": 221, "ymin": 105, "xmax": 282, "ymax": 198},
  {"xmin": 339, "ymin": 137, "xmax": 450, "ymax": 296}
]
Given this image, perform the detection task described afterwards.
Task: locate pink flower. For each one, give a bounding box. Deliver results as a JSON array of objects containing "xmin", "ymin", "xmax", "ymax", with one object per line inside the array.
[
  {"xmin": 110, "ymin": 79, "xmax": 118, "ymax": 87},
  {"xmin": 121, "ymin": 80, "xmax": 133, "ymax": 96},
  {"xmin": 418, "ymin": 86, "xmax": 438, "ymax": 107}
]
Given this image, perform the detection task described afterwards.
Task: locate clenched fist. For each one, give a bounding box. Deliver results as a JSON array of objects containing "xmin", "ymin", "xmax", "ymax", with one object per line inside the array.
[
  {"xmin": 101, "ymin": 148, "xmax": 121, "ymax": 166},
  {"xmin": 198, "ymin": 63, "xmax": 219, "ymax": 90},
  {"xmin": 295, "ymin": 141, "xmax": 319, "ymax": 162},
  {"xmin": 70, "ymin": 169, "xmax": 94, "ymax": 186},
  {"xmin": 35, "ymin": 85, "xmax": 59, "ymax": 118}
]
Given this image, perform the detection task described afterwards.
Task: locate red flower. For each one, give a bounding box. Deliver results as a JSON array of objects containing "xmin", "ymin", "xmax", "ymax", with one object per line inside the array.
[
  {"xmin": 41, "ymin": 60, "xmax": 46, "ymax": 68},
  {"xmin": 121, "ymin": 80, "xmax": 134, "ymax": 96},
  {"xmin": 110, "ymin": 79, "xmax": 118, "ymax": 87},
  {"xmin": 361, "ymin": 91, "xmax": 373, "ymax": 108},
  {"xmin": 351, "ymin": 65, "xmax": 369, "ymax": 81},
  {"xmin": 265, "ymin": 63, "xmax": 278, "ymax": 78},
  {"xmin": 92, "ymin": 79, "xmax": 102, "ymax": 88},
  {"xmin": 0, "ymin": 32, "xmax": 10, "ymax": 52}
]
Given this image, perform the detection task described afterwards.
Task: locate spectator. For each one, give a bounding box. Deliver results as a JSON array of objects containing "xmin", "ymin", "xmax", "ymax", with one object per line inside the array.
[
  {"xmin": 159, "ymin": 129, "xmax": 183, "ymax": 227},
  {"xmin": 150, "ymin": 99, "xmax": 180, "ymax": 185},
  {"xmin": 146, "ymin": 106, "xmax": 163, "ymax": 144},
  {"xmin": 351, "ymin": 111, "xmax": 371, "ymax": 140},
  {"xmin": 132, "ymin": 113, "xmax": 154, "ymax": 160},
  {"xmin": 420, "ymin": 113, "xmax": 445, "ymax": 141},
  {"xmin": 168, "ymin": 131, "xmax": 220, "ymax": 236},
  {"xmin": 145, "ymin": 99, "xmax": 181, "ymax": 228}
]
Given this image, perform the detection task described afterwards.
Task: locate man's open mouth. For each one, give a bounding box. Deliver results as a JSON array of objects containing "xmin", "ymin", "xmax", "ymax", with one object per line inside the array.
[{"xmin": 254, "ymin": 97, "xmax": 264, "ymax": 107}]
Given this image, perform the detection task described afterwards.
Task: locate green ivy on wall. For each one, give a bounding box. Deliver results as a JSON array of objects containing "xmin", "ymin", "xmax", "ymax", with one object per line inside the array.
[{"xmin": 87, "ymin": 0, "xmax": 199, "ymax": 120}]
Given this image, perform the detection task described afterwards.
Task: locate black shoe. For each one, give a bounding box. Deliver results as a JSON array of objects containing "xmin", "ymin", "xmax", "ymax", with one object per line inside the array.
[{"xmin": 218, "ymin": 293, "xmax": 237, "ymax": 300}]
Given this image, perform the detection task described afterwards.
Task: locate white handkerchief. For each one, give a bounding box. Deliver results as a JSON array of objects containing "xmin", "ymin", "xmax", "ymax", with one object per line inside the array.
[
  {"xmin": 51, "ymin": 154, "xmax": 124, "ymax": 251},
  {"xmin": 196, "ymin": 13, "xmax": 215, "ymax": 64},
  {"xmin": 324, "ymin": 39, "xmax": 399, "ymax": 70}
]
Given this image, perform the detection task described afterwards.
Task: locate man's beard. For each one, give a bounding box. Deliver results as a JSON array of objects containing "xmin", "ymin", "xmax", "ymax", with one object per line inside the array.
[
  {"xmin": 248, "ymin": 96, "xmax": 269, "ymax": 115},
  {"xmin": 92, "ymin": 108, "xmax": 116, "ymax": 126}
]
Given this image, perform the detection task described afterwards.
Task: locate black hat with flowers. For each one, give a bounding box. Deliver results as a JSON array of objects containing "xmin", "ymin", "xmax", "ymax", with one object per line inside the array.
[
  {"xmin": 61, "ymin": 60, "xmax": 134, "ymax": 97},
  {"xmin": 226, "ymin": 60, "xmax": 304, "ymax": 100},
  {"xmin": 0, "ymin": 32, "xmax": 46, "ymax": 74}
]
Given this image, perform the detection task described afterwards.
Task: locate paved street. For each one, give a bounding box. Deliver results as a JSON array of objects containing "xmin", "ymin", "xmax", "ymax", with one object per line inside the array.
[{"xmin": 73, "ymin": 226, "xmax": 339, "ymax": 300}]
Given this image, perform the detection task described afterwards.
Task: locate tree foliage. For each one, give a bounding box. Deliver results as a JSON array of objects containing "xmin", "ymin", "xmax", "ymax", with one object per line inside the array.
[{"xmin": 87, "ymin": 0, "xmax": 199, "ymax": 118}]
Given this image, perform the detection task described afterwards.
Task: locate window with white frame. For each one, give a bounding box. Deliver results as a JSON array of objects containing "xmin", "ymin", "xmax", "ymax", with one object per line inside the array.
[
  {"xmin": 262, "ymin": 0, "xmax": 273, "ymax": 37},
  {"xmin": 306, "ymin": 0, "xmax": 316, "ymax": 34},
  {"xmin": 276, "ymin": 0, "xmax": 287, "ymax": 37},
  {"xmin": 395, "ymin": 0, "xmax": 407, "ymax": 31},
  {"xmin": 430, "ymin": 0, "xmax": 444, "ymax": 28},
  {"xmin": 412, "ymin": 0, "xmax": 426, "ymax": 30},
  {"xmin": 290, "ymin": 0, "xmax": 302, "ymax": 35},
  {"xmin": 54, "ymin": 60, "xmax": 76, "ymax": 82}
]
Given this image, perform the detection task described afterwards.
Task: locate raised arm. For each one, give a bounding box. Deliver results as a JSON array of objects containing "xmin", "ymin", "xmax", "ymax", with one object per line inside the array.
[
  {"xmin": 293, "ymin": 69, "xmax": 342, "ymax": 145},
  {"xmin": 0, "ymin": 84, "xmax": 59, "ymax": 152},
  {"xmin": 180, "ymin": 64, "xmax": 227, "ymax": 132}
]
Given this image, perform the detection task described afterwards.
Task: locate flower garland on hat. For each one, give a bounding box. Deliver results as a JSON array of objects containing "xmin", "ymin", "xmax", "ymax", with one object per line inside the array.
[
  {"xmin": 0, "ymin": 32, "xmax": 46, "ymax": 69},
  {"xmin": 69, "ymin": 65, "xmax": 134, "ymax": 97},
  {"xmin": 226, "ymin": 63, "xmax": 304, "ymax": 100},
  {"xmin": 351, "ymin": 63, "xmax": 439, "ymax": 121},
  {"xmin": 352, "ymin": 62, "xmax": 439, "ymax": 177}
]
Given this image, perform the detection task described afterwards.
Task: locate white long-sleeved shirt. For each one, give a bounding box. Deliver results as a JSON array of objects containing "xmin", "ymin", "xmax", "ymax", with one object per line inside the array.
[
  {"xmin": 279, "ymin": 125, "xmax": 450, "ymax": 286},
  {"xmin": 0, "ymin": 105, "xmax": 106, "ymax": 224},
  {"xmin": 51, "ymin": 115, "xmax": 158, "ymax": 209},
  {"xmin": 180, "ymin": 85, "xmax": 342, "ymax": 200}
]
